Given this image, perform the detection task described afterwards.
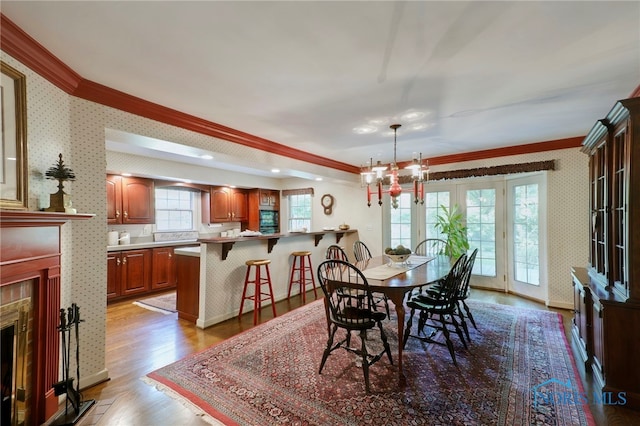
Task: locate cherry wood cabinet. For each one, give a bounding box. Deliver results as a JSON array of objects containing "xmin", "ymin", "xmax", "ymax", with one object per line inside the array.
[
  {"xmin": 572, "ymin": 97, "xmax": 640, "ymax": 409},
  {"xmin": 107, "ymin": 249, "xmax": 152, "ymax": 300},
  {"xmin": 258, "ymin": 189, "xmax": 279, "ymax": 209},
  {"xmin": 176, "ymin": 253, "xmax": 200, "ymax": 323},
  {"xmin": 206, "ymin": 187, "xmax": 248, "ymax": 223},
  {"xmin": 106, "ymin": 175, "xmax": 155, "ymax": 224},
  {"xmin": 247, "ymin": 188, "xmax": 280, "ymax": 231},
  {"xmin": 151, "ymin": 247, "xmax": 177, "ymax": 290}
]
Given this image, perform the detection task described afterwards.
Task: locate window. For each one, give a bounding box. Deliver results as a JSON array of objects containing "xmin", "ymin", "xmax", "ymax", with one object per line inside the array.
[
  {"xmin": 466, "ymin": 188, "xmax": 497, "ymax": 276},
  {"xmin": 288, "ymin": 193, "xmax": 311, "ymax": 231},
  {"xmin": 512, "ymin": 182, "xmax": 540, "ymax": 285},
  {"xmin": 389, "ymin": 193, "xmax": 412, "ymax": 249},
  {"xmin": 424, "ymin": 191, "xmax": 451, "ymax": 240},
  {"xmin": 155, "ymin": 188, "xmax": 195, "ymax": 231}
]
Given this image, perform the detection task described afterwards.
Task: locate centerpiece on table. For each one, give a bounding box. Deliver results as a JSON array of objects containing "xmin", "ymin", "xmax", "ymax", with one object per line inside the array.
[{"xmin": 384, "ymin": 244, "xmax": 412, "ymax": 265}]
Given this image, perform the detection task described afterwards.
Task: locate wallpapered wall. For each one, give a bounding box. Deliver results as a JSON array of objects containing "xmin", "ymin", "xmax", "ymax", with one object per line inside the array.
[{"xmin": 1, "ymin": 48, "xmax": 589, "ymax": 390}]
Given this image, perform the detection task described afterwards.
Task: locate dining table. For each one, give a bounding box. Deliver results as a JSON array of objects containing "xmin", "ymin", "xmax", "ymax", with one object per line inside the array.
[{"xmin": 353, "ymin": 254, "xmax": 452, "ymax": 381}]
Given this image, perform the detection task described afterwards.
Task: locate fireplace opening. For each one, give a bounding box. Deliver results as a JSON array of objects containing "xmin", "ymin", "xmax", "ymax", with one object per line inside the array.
[{"xmin": 0, "ymin": 296, "xmax": 31, "ymax": 426}]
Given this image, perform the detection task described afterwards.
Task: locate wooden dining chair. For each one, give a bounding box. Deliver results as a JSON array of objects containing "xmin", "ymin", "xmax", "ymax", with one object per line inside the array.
[
  {"xmin": 325, "ymin": 244, "xmax": 348, "ymax": 261},
  {"xmin": 316, "ymin": 259, "xmax": 393, "ymax": 392},
  {"xmin": 414, "ymin": 238, "xmax": 447, "ymax": 256},
  {"xmin": 402, "ymin": 253, "xmax": 468, "ymax": 365},
  {"xmin": 353, "ymin": 240, "xmax": 372, "ymax": 262},
  {"xmin": 418, "ymin": 248, "xmax": 478, "ymax": 343},
  {"xmin": 352, "ymin": 240, "xmax": 391, "ymax": 317}
]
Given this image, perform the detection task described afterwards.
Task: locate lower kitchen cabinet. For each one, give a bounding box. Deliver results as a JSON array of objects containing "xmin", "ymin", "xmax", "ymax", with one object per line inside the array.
[
  {"xmin": 176, "ymin": 253, "xmax": 200, "ymax": 323},
  {"xmin": 107, "ymin": 249, "xmax": 151, "ymax": 300},
  {"xmin": 107, "ymin": 246, "xmax": 180, "ymax": 302},
  {"xmin": 151, "ymin": 247, "xmax": 177, "ymax": 290}
]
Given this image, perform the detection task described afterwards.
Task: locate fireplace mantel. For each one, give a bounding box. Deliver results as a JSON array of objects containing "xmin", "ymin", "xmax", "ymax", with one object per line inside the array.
[
  {"xmin": 0, "ymin": 210, "xmax": 94, "ymax": 225},
  {"xmin": 0, "ymin": 210, "xmax": 93, "ymax": 425}
]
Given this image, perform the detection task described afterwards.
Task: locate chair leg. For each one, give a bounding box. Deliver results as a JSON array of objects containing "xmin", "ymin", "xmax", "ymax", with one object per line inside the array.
[
  {"xmin": 438, "ymin": 315, "xmax": 457, "ymax": 366},
  {"xmin": 238, "ymin": 266, "xmax": 251, "ymax": 318},
  {"xmin": 456, "ymin": 302, "xmax": 471, "ymax": 342},
  {"xmin": 378, "ymin": 320, "xmax": 393, "ymax": 365},
  {"xmin": 449, "ymin": 313, "xmax": 468, "ymax": 350},
  {"xmin": 287, "ymin": 256, "xmax": 299, "ymax": 299},
  {"xmin": 319, "ymin": 324, "xmax": 338, "ymax": 374},
  {"xmin": 265, "ymin": 265, "xmax": 277, "ymax": 318},
  {"xmin": 462, "ymin": 300, "xmax": 478, "ymax": 329},
  {"xmin": 359, "ymin": 329, "xmax": 371, "ymax": 393},
  {"xmin": 253, "ymin": 266, "xmax": 260, "ymax": 325}
]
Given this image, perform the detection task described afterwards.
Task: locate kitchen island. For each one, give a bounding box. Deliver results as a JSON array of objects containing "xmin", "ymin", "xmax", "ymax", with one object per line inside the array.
[{"xmin": 194, "ymin": 229, "xmax": 358, "ymax": 328}]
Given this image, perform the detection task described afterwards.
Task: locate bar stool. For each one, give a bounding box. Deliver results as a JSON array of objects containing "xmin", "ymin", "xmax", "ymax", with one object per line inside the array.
[
  {"xmin": 239, "ymin": 259, "xmax": 277, "ymax": 325},
  {"xmin": 287, "ymin": 251, "xmax": 317, "ymax": 303}
]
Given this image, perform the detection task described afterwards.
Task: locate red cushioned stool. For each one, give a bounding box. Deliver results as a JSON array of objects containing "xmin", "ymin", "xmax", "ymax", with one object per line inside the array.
[
  {"xmin": 239, "ymin": 259, "xmax": 277, "ymax": 325},
  {"xmin": 287, "ymin": 251, "xmax": 317, "ymax": 303}
]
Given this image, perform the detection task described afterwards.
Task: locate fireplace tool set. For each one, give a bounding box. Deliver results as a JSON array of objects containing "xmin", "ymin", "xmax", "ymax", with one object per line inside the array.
[{"xmin": 50, "ymin": 304, "xmax": 95, "ymax": 425}]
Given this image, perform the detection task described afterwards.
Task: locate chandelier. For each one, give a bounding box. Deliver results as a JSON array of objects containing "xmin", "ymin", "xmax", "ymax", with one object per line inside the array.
[{"xmin": 361, "ymin": 124, "xmax": 429, "ymax": 209}]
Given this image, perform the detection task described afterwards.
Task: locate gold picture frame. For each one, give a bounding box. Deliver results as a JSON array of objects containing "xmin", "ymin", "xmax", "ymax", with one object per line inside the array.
[{"xmin": 0, "ymin": 61, "xmax": 28, "ymax": 210}]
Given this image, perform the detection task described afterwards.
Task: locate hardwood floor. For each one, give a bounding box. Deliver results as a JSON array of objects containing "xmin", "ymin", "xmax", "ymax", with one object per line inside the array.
[{"xmin": 67, "ymin": 289, "xmax": 638, "ymax": 426}]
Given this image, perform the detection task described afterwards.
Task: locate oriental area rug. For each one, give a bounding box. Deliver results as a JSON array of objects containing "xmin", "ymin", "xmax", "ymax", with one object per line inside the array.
[{"xmin": 145, "ymin": 299, "xmax": 595, "ymax": 425}]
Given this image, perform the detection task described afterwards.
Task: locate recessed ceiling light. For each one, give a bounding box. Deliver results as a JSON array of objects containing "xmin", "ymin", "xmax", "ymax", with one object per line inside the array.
[
  {"xmin": 315, "ymin": 177, "xmax": 323, "ymax": 181},
  {"xmin": 271, "ymin": 168, "xmax": 280, "ymax": 173},
  {"xmin": 200, "ymin": 154, "xmax": 213, "ymax": 160}
]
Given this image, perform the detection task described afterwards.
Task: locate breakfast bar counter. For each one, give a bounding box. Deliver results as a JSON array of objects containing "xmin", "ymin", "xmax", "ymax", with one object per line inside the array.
[
  {"xmin": 194, "ymin": 229, "xmax": 358, "ymax": 328},
  {"xmin": 197, "ymin": 229, "xmax": 357, "ymax": 260}
]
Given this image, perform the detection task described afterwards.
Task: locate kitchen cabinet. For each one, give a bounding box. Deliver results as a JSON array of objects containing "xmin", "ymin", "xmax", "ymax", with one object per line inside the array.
[
  {"xmin": 208, "ymin": 187, "xmax": 248, "ymax": 222},
  {"xmin": 151, "ymin": 247, "xmax": 177, "ymax": 290},
  {"xmin": 258, "ymin": 189, "xmax": 279, "ymax": 209},
  {"xmin": 106, "ymin": 175, "xmax": 155, "ymax": 224},
  {"xmin": 571, "ymin": 97, "xmax": 640, "ymax": 409},
  {"xmin": 107, "ymin": 248, "xmax": 152, "ymax": 301},
  {"xmin": 176, "ymin": 252, "xmax": 200, "ymax": 323},
  {"xmin": 248, "ymin": 189, "xmax": 280, "ymax": 231}
]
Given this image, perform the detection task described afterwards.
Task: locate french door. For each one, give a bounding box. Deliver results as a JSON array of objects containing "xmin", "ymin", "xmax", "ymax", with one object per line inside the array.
[
  {"xmin": 386, "ymin": 173, "xmax": 547, "ymax": 299},
  {"xmin": 506, "ymin": 174, "xmax": 547, "ymax": 300},
  {"xmin": 458, "ymin": 181, "xmax": 505, "ymax": 290}
]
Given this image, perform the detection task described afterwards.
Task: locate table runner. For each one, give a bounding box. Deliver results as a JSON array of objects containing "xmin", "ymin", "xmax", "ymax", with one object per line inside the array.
[{"xmin": 361, "ymin": 255, "xmax": 434, "ymax": 280}]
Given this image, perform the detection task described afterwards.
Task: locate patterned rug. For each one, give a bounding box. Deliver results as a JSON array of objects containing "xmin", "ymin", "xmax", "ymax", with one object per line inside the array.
[
  {"xmin": 145, "ymin": 299, "xmax": 595, "ymax": 425},
  {"xmin": 133, "ymin": 292, "xmax": 176, "ymax": 314}
]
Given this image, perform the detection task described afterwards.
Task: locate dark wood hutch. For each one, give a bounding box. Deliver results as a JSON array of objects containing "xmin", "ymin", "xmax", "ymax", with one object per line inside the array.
[{"xmin": 571, "ymin": 97, "xmax": 640, "ymax": 410}]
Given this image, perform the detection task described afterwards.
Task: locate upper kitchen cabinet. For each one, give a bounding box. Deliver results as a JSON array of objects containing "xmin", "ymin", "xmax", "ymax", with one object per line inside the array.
[
  {"xmin": 206, "ymin": 187, "xmax": 248, "ymax": 223},
  {"xmin": 107, "ymin": 175, "xmax": 155, "ymax": 224},
  {"xmin": 258, "ymin": 189, "xmax": 280, "ymax": 210}
]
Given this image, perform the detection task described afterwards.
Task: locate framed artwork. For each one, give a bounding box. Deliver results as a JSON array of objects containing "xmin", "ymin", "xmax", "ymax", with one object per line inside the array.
[{"xmin": 0, "ymin": 61, "xmax": 28, "ymax": 210}]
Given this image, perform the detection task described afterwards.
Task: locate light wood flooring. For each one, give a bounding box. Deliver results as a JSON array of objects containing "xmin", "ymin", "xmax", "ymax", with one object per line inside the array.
[{"xmin": 62, "ymin": 289, "xmax": 638, "ymax": 426}]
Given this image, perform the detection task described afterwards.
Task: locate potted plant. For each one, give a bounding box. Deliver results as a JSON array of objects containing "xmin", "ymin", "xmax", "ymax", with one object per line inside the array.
[{"xmin": 434, "ymin": 204, "xmax": 470, "ymax": 259}]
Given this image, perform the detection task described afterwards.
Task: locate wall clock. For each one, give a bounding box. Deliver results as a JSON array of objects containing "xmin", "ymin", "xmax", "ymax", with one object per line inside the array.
[{"xmin": 321, "ymin": 194, "xmax": 334, "ymax": 215}]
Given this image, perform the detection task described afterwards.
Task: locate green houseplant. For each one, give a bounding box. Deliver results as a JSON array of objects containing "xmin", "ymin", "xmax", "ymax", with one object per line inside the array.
[{"xmin": 434, "ymin": 204, "xmax": 470, "ymax": 259}]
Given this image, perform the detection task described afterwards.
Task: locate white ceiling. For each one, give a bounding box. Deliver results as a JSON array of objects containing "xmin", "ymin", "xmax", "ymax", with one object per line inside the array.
[{"xmin": 3, "ymin": 1, "xmax": 639, "ymax": 176}]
